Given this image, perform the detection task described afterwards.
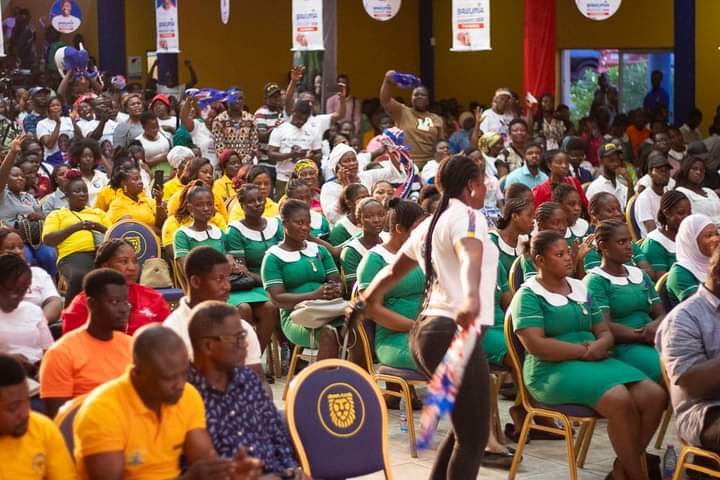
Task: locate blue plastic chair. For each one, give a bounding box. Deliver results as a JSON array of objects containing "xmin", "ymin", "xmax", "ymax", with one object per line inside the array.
[
  {"xmin": 53, "ymin": 394, "xmax": 87, "ymax": 459},
  {"xmin": 286, "ymin": 359, "xmax": 393, "ymax": 480}
]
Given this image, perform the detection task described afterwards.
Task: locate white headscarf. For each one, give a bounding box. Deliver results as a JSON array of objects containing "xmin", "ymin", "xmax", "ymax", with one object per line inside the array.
[
  {"xmin": 167, "ymin": 146, "xmax": 195, "ymax": 169},
  {"xmin": 328, "ymin": 143, "xmax": 356, "ymax": 175},
  {"xmin": 676, "ymin": 213, "xmax": 714, "ymax": 281}
]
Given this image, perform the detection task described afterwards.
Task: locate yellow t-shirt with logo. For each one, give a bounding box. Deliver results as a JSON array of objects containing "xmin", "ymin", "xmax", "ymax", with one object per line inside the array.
[
  {"xmin": 42, "ymin": 207, "xmax": 110, "ymax": 261},
  {"xmin": 93, "ymin": 186, "xmax": 119, "ymax": 211},
  {"xmin": 73, "ymin": 371, "xmax": 206, "ymax": 480},
  {"xmin": 0, "ymin": 411, "xmax": 76, "ymax": 479},
  {"xmin": 161, "ymin": 214, "xmax": 228, "ymax": 248},
  {"xmin": 107, "ymin": 190, "xmax": 157, "ymax": 228}
]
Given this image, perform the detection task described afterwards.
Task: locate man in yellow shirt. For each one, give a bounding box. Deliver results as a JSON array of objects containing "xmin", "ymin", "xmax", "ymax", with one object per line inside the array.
[
  {"xmin": 0, "ymin": 354, "xmax": 76, "ymax": 479},
  {"xmin": 73, "ymin": 325, "xmax": 262, "ymax": 479}
]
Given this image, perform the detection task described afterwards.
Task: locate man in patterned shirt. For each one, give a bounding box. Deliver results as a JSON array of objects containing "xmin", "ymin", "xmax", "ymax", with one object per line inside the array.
[
  {"xmin": 211, "ymin": 89, "xmax": 258, "ymax": 161},
  {"xmin": 188, "ymin": 301, "xmax": 300, "ymax": 477}
]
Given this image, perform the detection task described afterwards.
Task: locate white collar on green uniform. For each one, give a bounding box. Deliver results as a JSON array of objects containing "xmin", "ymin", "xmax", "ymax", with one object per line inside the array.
[
  {"xmin": 588, "ymin": 265, "xmax": 644, "ymax": 286},
  {"xmin": 524, "ymin": 276, "xmax": 588, "ymax": 306},
  {"xmin": 337, "ymin": 215, "xmax": 362, "ymax": 237},
  {"xmin": 178, "ymin": 224, "xmax": 223, "ymax": 241},
  {"xmin": 647, "ymin": 228, "xmax": 676, "ymax": 253},
  {"xmin": 229, "ymin": 217, "xmax": 279, "ymax": 242},
  {"xmin": 370, "ymin": 244, "xmax": 396, "ymax": 264},
  {"xmin": 267, "ymin": 241, "xmax": 320, "ymax": 262}
]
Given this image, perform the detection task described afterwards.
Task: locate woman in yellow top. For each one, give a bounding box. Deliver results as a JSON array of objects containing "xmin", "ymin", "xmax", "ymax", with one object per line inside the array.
[
  {"xmin": 107, "ymin": 166, "xmax": 167, "ymax": 235},
  {"xmin": 228, "ymin": 165, "xmax": 279, "ymax": 222},
  {"xmin": 167, "ymin": 156, "xmax": 228, "ymax": 220},
  {"xmin": 212, "ymin": 149, "xmax": 243, "ymax": 205},
  {"xmin": 161, "ymin": 180, "xmax": 227, "ymax": 258},
  {"xmin": 42, "ymin": 170, "xmax": 110, "ymax": 305},
  {"xmin": 94, "ymin": 152, "xmax": 145, "ymax": 211}
]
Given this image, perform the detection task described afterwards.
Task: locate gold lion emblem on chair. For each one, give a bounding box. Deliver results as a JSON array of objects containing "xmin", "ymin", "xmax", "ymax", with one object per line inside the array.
[{"xmin": 328, "ymin": 392, "xmax": 356, "ymax": 429}]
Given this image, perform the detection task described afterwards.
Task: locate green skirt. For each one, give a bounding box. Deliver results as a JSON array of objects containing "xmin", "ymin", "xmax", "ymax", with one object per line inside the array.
[
  {"xmin": 482, "ymin": 326, "xmax": 508, "ymax": 367},
  {"xmin": 375, "ymin": 330, "xmax": 416, "ymax": 370},
  {"xmin": 228, "ymin": 287, "xmax": 269, "ymax": 305},
  {"xmin": 280, "ymin": 315, "xmax": 344, "ymax": 348}
]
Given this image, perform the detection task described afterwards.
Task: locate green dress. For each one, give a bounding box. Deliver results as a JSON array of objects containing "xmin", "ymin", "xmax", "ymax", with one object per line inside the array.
[
  {"xmin": 261, "ymin": 242, "xmax": 341, "ymax": 348},
  {"xmin": 328, "ymin": 215, "xmax": 361, "ymax": 246},
  {"xmin": 226, "ymin": 218, "xmax": 284, "ymax": 304},
  {"xmin": 340, "ymin": 237, "xmax": 370, "ymax": 287},
  {"xmin": 640, "ymin": 230, "xmax": 676, "ymax": 274},
  {"xmin": 510, "ymin": 277, "xmax": 648, "ymax": 407},
  {"xmin": 357, "ymin": 245, "xmax": 425, "ymax": 370},
  {"xmin": 310, "ymin": 210, "xmax": 330, "ymax": 240},
  {"xmin": 489, "ymin": 230, "xmax": 525, "ymax": 274},
  {"xmin": 521, "ymin": 237, "xmax": 575, "ymax": 282},
  {"xmin": 565, "ymin": 218, "xmax": 591, "ymax": 246},
  {"xmin": 173, "ymin": 224, "xmax": 226, "ymax": 259},
  {"xmin": 584, "ymin": 266, "xmax": 662, "ymax": 381},
  {"xmin": 482, "ymin": 261, "xmax": 510, "ymax": 366},
  {"xmin": 584, "ymin": 241, "xmax": 647, "ymax": 271},
  {"xmin": 667, "ymin": 263, "xmax": 701, "ymax": 304}
]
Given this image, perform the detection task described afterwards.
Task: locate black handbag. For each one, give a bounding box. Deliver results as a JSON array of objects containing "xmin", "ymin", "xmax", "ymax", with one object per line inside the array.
[
  {"xmin": 229, "ymin": 272, "xmax": 262, "ymax": 292},
  {"xmin": 15, "ymin": 215, "xmax": 43, "ymax": 248}
]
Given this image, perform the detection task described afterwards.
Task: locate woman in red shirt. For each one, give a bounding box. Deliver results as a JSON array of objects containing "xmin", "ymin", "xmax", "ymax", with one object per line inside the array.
[
  {"xmin": 61, "ymin": 239, "xmax": 170, "ymax": 335},
  {"xmin": 532, "ymin": 150, "xmax": 588, "ymax": 210}
]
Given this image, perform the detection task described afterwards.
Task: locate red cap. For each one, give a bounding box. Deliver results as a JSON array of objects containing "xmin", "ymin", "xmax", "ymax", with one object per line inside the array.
[{"xmin": 151, "ymin": 94, "xmax": 171, "ymax": 108}]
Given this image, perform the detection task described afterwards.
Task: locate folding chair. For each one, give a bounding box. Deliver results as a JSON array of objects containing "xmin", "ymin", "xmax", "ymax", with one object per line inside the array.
[
  {"xmin": 53, "ymin": 394, "xmax": 88, "ymax": 458},
  {"xmin": 656, "ymin": 272, "xmax": 676, "ymax": 313},
  {"xmin": 508, "ymin": 256, "xmax": 525, "ymax": 293},
  {"xmin": 625, "ymin": 194, "xmax": 642, "ymax": 242}
]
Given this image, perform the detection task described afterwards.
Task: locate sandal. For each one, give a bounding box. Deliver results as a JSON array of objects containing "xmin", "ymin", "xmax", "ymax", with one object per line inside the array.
[
  {"xmin": 503, "ymin": 422, "xmax": 568, "ymax": 443},
  {"xmin": 481, "ymin": 450, "xmax": 517, "ymax": 470}
]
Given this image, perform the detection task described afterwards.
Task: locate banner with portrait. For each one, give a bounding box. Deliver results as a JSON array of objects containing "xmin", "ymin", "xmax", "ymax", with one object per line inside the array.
[
  {"xmin": 451, "ymin": 0, "xmax": 491, "ymax": 52},
  {"xmin": 291, "ymin": 0, "xmax": 323, "ymax": 51},
  {"xmin": 575, "ymin": 0, "xmax": 622, "ymax": 21},
  {"xmin": 156, "ymin": 0, "xmax": 180, "ymax": 53},
  {"xmin": 50, "ymin": 0, "xmax": 82, "ymax": 34}
]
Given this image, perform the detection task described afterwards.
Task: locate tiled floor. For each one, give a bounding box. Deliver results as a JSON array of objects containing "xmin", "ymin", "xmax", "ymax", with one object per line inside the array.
[{"xmin": 270, "ymin": 381, "xmax": 679, "ymax": 479}]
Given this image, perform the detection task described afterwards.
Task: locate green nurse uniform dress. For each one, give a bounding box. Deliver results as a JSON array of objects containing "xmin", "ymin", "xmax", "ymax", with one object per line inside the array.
[
  {"xmin": 584, "ymin": 266, "xmax": 662, "ymax": 381},
  {"xmin": 482, "ymin": 261, "xmax": 510, "ymax": 366},
  {"xmin": 328, "ymin": 215, "xmax": 362, "ymax": 246},
  {"xmin": 226, "ymin": 217, "xmax": 284, "ymax": 304},
  {"xmin": 356, "ymin": 244, "xmax": 425, "ymax": 370},
  {"xmin": 510, "ymin": 276, "xmax": 648, "ymax": 407},
  {"xmin": 310, "ymin": 209, "xmax": 331, "ymax": 240},
  {"xmin": 261, "ymin": 241, "xmax": 341, "ymax": 348},
  {"xmin": 489, "ymin": 230, "xmax": 526, "ymax": 274},
  {"xmin": 584, "ymin": 240, "xmax": 647, "ymax": 271},
  {"xmin": 667, "ymin": 263, "xmax": 701, "ymax": 304},
  {"xmin": 641, "ymin": 229, "xmax": 676, "ymax": 275},
  {"xmin": 340, "ymin": 237, "xmax": 370, "ymax": 287},
  {"xmin": 565, "ymin": 218, "xmax": 591, "ymax": 246},
  {"xmin": 173, "ymin": 224, "xmax": 227, "ymax": 258}
]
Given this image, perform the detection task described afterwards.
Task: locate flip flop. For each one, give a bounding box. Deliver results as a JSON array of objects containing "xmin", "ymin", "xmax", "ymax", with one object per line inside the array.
[{"xmin": 481, "ymin": 450, "xmax": 517, "ymax": 469}]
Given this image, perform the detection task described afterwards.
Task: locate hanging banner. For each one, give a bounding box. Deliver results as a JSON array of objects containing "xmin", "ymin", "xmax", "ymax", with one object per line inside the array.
[
  {"xmin": 575, "ymin": 0, "xmax": 622, "ymax": 21},
  {"xmin": 363, "ymin": 0, "xmax": 401, "ymax": 21},
  {"xmin": 50, "ymin": 0, "xmax": 82, "ymax": 34},
  {"xmin": 291, "ymin": 0, "xmax": 323, "ymax": 51},
  {"xmin": 451, "ymin": 0, "xmax": 491, "ymax": 52},
  {"xmin": 156, "ymin": 0, "xmax": 180, "ymax": 53},
  {"xmin": 220, "ymin": 0, "xmax": 230, "ymax": 24}
]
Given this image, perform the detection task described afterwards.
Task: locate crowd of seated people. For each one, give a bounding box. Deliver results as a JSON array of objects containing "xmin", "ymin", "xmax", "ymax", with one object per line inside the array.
[{"xmin": 2, "ymin": 39, "xmax": 720, "ymax": 478}]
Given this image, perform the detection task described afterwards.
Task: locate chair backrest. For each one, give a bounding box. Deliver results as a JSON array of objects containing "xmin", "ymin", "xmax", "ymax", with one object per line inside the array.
[
  {"xmin": 625, "ymin": 194, "xmax": 642, "ymax": 242},
  {"xmin": 656, "ymin": 272, "xmax": 676, "ymax": 312},
  {"xmin": 503, "ymin": 311, "xmax": 534, "ymax": 412},
  {"xmin": 286, "ymin": 359, "xmax": 393, "ymax": 480},
  {"xmin": 104, "ymin": 219, "xmax": 161, "ymax": 266},
  {"xmin": 508, "ymin": 256, "xmax": 524, "ymax": 294},
  {"xmin": 350, "ymin": 283, "xmax": 376, "ymax": 373},
  {"xmin": 53, "ymin": 394, "xmax": 88, "ymax": 458}
]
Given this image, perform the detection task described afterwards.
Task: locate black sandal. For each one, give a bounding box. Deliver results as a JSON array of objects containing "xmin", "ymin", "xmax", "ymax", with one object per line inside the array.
[{"xmin": 481, "ymin": 450, "xmax": 517, "ymax": 470}]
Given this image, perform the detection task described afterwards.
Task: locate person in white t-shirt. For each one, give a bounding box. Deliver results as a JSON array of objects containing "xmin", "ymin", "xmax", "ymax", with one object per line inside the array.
[
  {"xmin": 586, "ymin": 142, "xmax": 635, "ymax": 210},
  {"xmin": 150, "ymin": 94, "xmax": 177, "ymax": 135},
  {"xmin": 36, "ymin": 96, "xmax": 79, "ymax": 166},
  {"xmin": 136, "ymin": 110, "xmax": 172, "ymax": 175},
  {"xmin": 0, "ymin": 254, "xmax": 54, "ymax": 373},
  {"xmin": 480, "ymin": 89, "xmax": 515, "ymax": 143},
  {"xmin": 179, "ymin": 96, "xmax": 217, "ymax": 167},
  {"xmin": 162, "ymin": 246, "xmax": 264, "ymax": 382},
  {"xmin": 635, "ymin": 154, "xmax": 672, "ymax": 237},
  {"xmin": 267, "ymin": 100, "xmax": 321, "ymax": 193},
  {"xmin": 357, "ymin": 155, "xmax": 497, "ymax": 479}
]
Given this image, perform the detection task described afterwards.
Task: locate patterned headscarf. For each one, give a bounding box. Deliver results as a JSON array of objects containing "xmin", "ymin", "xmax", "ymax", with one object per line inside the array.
[
  {"xmin": 380, "ymin": 127, "xmax": 415, "ymax": 199},
  {"xmin": 294, "ymin": 159, "xmax": 318, "ymax": 176},
  {"xmin": 478, "ymin": 132, "xmax": 502, "ymax": 154}
]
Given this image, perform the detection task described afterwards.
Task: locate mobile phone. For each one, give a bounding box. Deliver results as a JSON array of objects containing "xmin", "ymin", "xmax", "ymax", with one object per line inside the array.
[{"xmin": 154, "ymin": 170, "xmax": 165, "ymax": 190}]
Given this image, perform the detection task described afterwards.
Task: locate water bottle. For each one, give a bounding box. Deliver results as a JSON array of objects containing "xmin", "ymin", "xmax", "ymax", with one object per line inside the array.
[
  {"xmin": 662, "ymin": 444, "xmax": 677, "ymax": 479},
  {"xmin": 399, "ymin": 398, "xmax": 408, "ymax": 433}
]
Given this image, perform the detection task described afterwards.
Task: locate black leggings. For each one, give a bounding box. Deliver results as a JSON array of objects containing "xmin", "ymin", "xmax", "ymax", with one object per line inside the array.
[
  {"xmin": 58, "ymin": 251, "xmax": 95, "ymax": 306},
  {"xmin": 410, "ymin": 315, "xmax": 490, "ymax": 480}
]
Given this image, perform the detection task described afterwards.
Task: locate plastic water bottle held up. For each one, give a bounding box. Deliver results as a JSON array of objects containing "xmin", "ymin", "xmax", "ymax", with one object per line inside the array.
[
  {"xmin": 662, "ymin": 444, "xmax": 677, "ymax": 479},
  {"xmin": 399, "ymin": 398, "xmax": 408, "ymax": 433}
]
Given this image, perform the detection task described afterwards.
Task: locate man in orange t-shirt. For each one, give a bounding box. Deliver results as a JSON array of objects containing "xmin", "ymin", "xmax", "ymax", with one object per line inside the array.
[{"xmin": 39, "ymin": 269, "xmax": 132, "ymax": 417}]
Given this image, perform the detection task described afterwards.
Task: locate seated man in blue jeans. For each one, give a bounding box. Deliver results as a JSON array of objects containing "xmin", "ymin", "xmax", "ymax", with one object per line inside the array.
[
  {"xmin": 187, "ymin": 300, "xmax": 301, "ymax": 478},
  {"xmin": 657, "ymin": 247, "xmax": 720, "ymax": 451}
]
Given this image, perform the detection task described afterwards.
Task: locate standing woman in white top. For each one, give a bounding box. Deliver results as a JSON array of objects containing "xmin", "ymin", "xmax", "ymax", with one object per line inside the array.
[
  {"xmin": 36, "ymin": 96, "xmax": 81, "ymax": 166},
  {"xmin": 674, "ymin": 155, "xmax": 720, "ymax": 226},
  {"xmin": 358, "ymin": 156, "xmax": 498, "ymax": 479},
  {"xmin": 136, "ymin": 111, "xmax": 173, "ymax": 175},
  {"xmin": 68, "ymin": 139, "xmax": 108, "ymax": 208}
]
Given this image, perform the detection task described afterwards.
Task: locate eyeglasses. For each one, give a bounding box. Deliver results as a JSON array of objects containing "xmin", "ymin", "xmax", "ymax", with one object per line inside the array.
[{"xmin": 201, "ymin": 331, "xmax": 248, "ymax": 345}]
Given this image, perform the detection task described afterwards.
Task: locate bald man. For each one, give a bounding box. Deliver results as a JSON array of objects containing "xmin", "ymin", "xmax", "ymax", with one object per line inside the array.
[{"xmin": 73, "ymin": 325, "xmax": 262, "ymax": 480}]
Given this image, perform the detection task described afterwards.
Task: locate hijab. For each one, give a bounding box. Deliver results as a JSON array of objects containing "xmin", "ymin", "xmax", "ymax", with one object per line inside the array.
[
  {"xmin": 328, "ymin": 143, "xmax": 356, "ymax": 175},
  {"xmin": 676, "ymin": 213, "xmax": 714, "ymax": 281}
]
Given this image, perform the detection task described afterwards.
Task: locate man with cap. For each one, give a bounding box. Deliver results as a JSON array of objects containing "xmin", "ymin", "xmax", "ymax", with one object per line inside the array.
[
  {"xmin": 254, "ymin": 82, "xmax": 286, "ymax": 180},
  {"xmin": 22, "ymin": 87, "xmax": 51, "ymax": 135},
  {"xmin": 635, "ymin": 153, "xmax": 673, "ymax": 237},
  {"xmin": 211, "ymin": 88, "xmax": 257, "ymax": 160},
  {"xmin": 586, "ymin": 141, "xmax": 635, "ymax": 209},
  {"xmin": 448, "ymin": 111, "xmax": 475, "ymax": 154},
  {"xmin": 479, "ymin": 88, "xmax": 514, "ymax": 142}
]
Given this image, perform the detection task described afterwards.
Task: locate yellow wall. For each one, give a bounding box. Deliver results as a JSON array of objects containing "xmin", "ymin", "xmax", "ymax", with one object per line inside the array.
[
  {"xmin": 336, "ymin": 0, "xmax": 419, "ymax": 102},
  {"xmin": 8, "ymin": 0, "xmax": 98, "ymax": 64},
  {"xmin": 695, "ymin": 0, "xmax": 719, "ymax": 133},
  {"xmin": 124, "ymin": 0, "xmax": 155, "ymax": 86},
  {"xmin": 433, "ymin": 0, "xmax": 524, "ymax": 106}
]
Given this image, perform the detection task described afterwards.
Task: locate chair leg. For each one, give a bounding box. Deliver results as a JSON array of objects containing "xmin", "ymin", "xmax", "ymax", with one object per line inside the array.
[
  {"xmin": 282, "ymin": 345, "xmax": 303, "ymax": 401},
  {"xmin": 561, "ymin": 416, "xmax": 579, "ymax": 480},
  {"xmin": 272, "ymin": 335, "xmax": 282, "ymax": 379},
  {"xmin": 576, "ymin": 419, "xmax": 597, "ymax": 468},
  {"xmin": 490, "ymin": 372, "xmax": 508, "ymax": 443},
  {"xmin": 671, "ymin": 447, "xmax": 691, "ymax": 480},
  {"xmin": 654, "ymin": 406, "xmax": 673, "ymax": 449},
  {"xmin": 508, "ymin": 413, "xmax": 534, "ymax": 480},
  {"xmin": 574, "ymin": 420, "xmax": 589, "ymax": 462}
]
